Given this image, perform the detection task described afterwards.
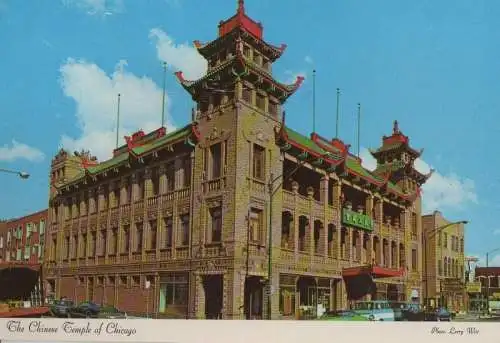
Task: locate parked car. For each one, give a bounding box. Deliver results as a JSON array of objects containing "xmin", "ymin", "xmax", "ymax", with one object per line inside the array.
[
  {"xmin": 402, "ymin": 303, "xmax": 425, "ymax": 321},
  {"xmin": 98, "ymin": 305, "xmax": 127, "ymax": 319},
  {"xmin": 69, "ymin": 301, "xmax": 101, "ymax": 318},
  {"xmin": 319, "ymin": 310, "xmax": 370, "ymax": 321},
  {"xmin": 50, "ymin": 299, "xmax": 75, "ymax": 318},
  {"xmin": 425, "ymin": 307, "xmax": 452, "ymax": 321}
]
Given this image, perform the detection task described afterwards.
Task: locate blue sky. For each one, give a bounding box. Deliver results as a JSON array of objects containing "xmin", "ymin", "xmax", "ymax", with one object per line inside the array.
[{"xmin": 0, "ymin": 0, "xmax": 497, "ymax": 265}]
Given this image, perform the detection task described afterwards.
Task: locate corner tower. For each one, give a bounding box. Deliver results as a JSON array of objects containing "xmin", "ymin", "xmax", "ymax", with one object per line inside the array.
[{"xmin": 175, "ymin": 0, "xmax": 304, "ymax": 319}]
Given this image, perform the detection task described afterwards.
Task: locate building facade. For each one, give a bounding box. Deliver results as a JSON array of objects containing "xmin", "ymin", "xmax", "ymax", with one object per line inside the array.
[
  {"xmin": 422, "ymin": 211, "xmax": 466, "ymax": 311},
  {"xmin": 0, "ymin": 209, "xmax": 48, "ymax": 305},
  {"xmin": 44, "ymin": 1, "xmax": 430, "ymax": 319},
  {"xmin": 474, "ymin": 267, "xmax": 500, "ymax": 312}
]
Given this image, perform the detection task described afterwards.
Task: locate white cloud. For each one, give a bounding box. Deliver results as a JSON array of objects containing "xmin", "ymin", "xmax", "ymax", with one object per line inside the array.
[
  {"xmin": 62, "ymin": 0, "xmax": 123, "ymax": 16},
  {"xmin": 149, "ymin": 28, "xmax": 207, "ymax": 80},
  {"xmin": 494, "ymin": 229, "xmax": 500, "ymax": 235},
  {"xmin": 304, "ymin": 56, "xmax": 314, "ymax": 64},
  {"xmin": 0, "ymin": 140, "xmax": 45, "ymax": 162},
  {"xmin": 359, "ymin": 147, "xmax": 478, "ymax": 212},
  {"xmin": 59, "ymin": 58, "xmax": 174, "ymax": 162}
]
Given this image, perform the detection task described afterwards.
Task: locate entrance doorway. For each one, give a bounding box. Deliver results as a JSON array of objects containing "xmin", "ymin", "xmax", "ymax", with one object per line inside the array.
[
  {"xmin": 244, "ymin": 276, "xmax": 264, "ymax": 319},
  {"xmin": 387, "ymin": 284, "xmax": 399, "ymax": 301},
  {"xmin": 203, "ymin": 275, "xmax": 223, "ymax": 319}
]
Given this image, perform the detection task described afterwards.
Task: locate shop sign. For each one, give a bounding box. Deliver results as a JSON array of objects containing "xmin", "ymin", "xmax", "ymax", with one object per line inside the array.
[
  {"xmin": 466, "ymin": 282, "xmax": 481, "ymax": 293},
  {"xmin": 342, "ymin": 209, "xmax": 373, "ymax": 231}
]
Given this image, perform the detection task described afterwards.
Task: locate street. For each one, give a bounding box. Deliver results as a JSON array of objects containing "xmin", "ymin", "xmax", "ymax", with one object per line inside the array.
[{"xmin": 453, "ymin": 314, "xmax": 500, "ymax": 322}]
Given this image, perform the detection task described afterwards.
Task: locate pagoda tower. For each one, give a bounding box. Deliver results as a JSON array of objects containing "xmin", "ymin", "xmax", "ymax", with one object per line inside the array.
[
  {"xmin": 370, "ymin": 120, "xmax": 434, "ymax": 195},
  {"xmin": 174, "ymin": 0, "xmax": 304, "ymax": 319},
  {"xmin": 370, "ymin": 120, "xmax": 433, "ymax": 297}
]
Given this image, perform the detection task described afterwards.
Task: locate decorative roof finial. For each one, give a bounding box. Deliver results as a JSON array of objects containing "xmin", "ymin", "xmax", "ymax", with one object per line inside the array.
[
  {"xmin": 393, "ymin": 120, "xmax": 400, "ymax": 134},
  {"xmin": 237, "ymin": 0, "xmax": 245, "ymax": 13}
]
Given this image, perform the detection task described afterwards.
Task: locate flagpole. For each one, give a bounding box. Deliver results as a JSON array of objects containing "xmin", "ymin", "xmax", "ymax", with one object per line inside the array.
[
  {"xmin": 312, "ymin": 69, "xmax": 316, "ymax": 133},
  {"xmin": 115, "ymin": 93, "xmax": 121, "ymax": 148},
  {"xmin": 161, "ymin": 62, "xmax": 167, "ymax": 128},
  {"xmin": 335, "ymin": 88, "xmax": 340, "ymax": 138},
  {"xmin": 357, "ymin": 103, "xmax": 361, "ymax": 157}
]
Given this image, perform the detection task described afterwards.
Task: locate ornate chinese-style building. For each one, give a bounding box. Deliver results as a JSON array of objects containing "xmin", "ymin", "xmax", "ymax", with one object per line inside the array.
[{"xmin": 45, "ymin": 0, "xmax": 430, "ymax": 319}]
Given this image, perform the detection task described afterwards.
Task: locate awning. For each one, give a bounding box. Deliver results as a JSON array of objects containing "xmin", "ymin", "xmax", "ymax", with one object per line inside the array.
[
  {"xmin": 0, "ymin": 263, "xmax": 42, "ymax": 301},
  {"xmin": 342, "ymin": 265, "xmax": 405, "ymax": 278}
]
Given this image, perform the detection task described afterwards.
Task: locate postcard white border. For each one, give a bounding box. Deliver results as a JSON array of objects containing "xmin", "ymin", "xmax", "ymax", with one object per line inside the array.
[{"xmin": 0, "ymin": 319, "xmax": 496, "ymax": 343}]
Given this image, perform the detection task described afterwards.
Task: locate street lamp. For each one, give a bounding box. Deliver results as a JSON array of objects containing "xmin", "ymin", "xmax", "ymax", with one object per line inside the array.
[
  {"xmin": 423, "ymin": 220, "xmax": 468, "ymax": 308},
  {"xmin": 266, "ymin": 157, "xmax": 304, "ymax": 320},
  {"xmin": 0, "ymin": 168, "xmax": 30, "ymax": 179},
  {"xmin": 484, "ymin": 247, "xmax": 500, "ymax": 314}
]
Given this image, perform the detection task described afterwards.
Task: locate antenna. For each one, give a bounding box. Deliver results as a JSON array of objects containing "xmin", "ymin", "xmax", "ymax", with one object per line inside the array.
[
  {"xmin": 335, "ymin": 88, "xmax": 341, "ymax": 138},
  {"xmin": 312, "ymin": 69, "xmax": 316, "ymax": 133},
  {"xmin": 115, "ymin": 93, "xmax": 121, "ymax": 148},
  {"xmin": 161, "ymin": 62, "xmax": 167, "ymax": 129},
  {"xmin": 357, "ymin": 103, "xmax": 361, "ymax": 157}
]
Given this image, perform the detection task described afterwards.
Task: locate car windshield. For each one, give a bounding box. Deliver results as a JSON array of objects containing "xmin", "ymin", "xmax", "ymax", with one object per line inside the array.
[{"xmin": 55, "ymin": 300, "xmax": 73, "ymax": 306}]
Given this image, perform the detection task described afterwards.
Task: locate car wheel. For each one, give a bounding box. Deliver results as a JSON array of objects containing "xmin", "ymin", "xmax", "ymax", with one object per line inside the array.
[
  {"xmin": 85, "ymin": 311, "xmax": 91, "ymax": 318},
  {"xmin": 66, "ymin": 313, "xmax": 71, "ymax": 318},
  {"xmin": 368, "ymin": 315, "xmax": 375, "ymax": 321}
]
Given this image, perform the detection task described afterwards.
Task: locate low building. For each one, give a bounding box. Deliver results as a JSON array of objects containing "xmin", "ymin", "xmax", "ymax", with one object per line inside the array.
[
  {"xmin": 422, "ymin": 211, "xmax": 466, "ymax": 311},
  {"xmin": 0, "ymin": 209, "xmax": 48, "ymax": 306},
  {"xmin": 474, "ymin": 267, "xmax": 500, "ymax": 312}
]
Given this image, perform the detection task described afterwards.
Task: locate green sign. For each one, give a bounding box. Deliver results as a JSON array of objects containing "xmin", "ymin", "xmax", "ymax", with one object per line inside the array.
[{"xmin": 342, "ymin": 208, "xmax": 373, "ymax": 231}]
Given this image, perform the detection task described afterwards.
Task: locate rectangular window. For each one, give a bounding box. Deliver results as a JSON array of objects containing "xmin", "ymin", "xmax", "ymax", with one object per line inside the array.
[
  {"xmin": 150, "ymin": 220, "xmax": 157, "ymax": 250},
  {"xmin": 65, "ymin": 236, "xmax": 70, "ymax": 259},
  {"xmin": 252, "ymin": 144, "xmax": 265, "ymax": 180},
  {"xmin": 122, "ymin": 225, "xmax": 130, "ymax": 253},
  {"xmin": 110, "ymin": 228, "xmax": 118, "ymax": 255},
  {"xmin": 81, "ymin": 233, "xmax": 87, "ymax": 257},
  {"xmin": 411, "ymin": 248, "xmax": 417, "ymax": 271},
  {"xmin": 438, "ymin": 260, "xmax": 442, "ymax": 275},
  {"xmin": 210, "ymin": 207, "xmax": 222, "ymax": 243},
  {"xmin": 135, "ymin": 223, "xmax": 143, "ymax": 252},
  {"xmin": 183, "ymin": 157, "xmax": 191, "ymax": 187},
  {"xmin": 165, "ymin": 217, "xmax": 173, "ymax": 248},
  {"xmin": 90, "ymin": 232, "xmax": 96, "ymax": 256},
  {"xmin": 411, "ymin": 213, "xmax": 417, "ymax": 237},
  {"xmin": 158, "ymin": 273, "xmax": 188, "ymax": 311},
  {"xmin": 269, "ymin": 101, "xmax": 278, "ymax": 116},
  {"xmin": 99, "ymin": 230, "xmax": 106, "ymax": 256},
  {"xmin": 443, "ymin": 233, "xmax": 448, "ymax": 248},
  {"xmin": 166, "ymin": 162, "xmax": 175, "ymax": 191},
  {"xmin": 249, "ymin": 208, "xmax": 263, "ymax": 243},
  {"xmin": 180, "ymin": 215, "xmax": 190, "ymax": 246},
  {"xmin": 210, "ymin": 143, "xmax": 222, "ymax": 179},
  {"xmin": 256, "ymin": 93, "xmax": 265, "ymax": 110},
  {"xmin": 151, "ymin": 168, "xmax": 160, "ymax": 196},
  {"xmin": 72, "ymin": 234, "xmax": 78, "ymax": 259},
  {"xmin": 113, "ymin": 186, "xmax": 120, "ymax": 207},
  {"xmin": 438, "ymin": 232, "xmax": 442, "ymax": 246},
  {"xmin": 126, "ymin": 178, "xmax": 132, "ymax": 204}
]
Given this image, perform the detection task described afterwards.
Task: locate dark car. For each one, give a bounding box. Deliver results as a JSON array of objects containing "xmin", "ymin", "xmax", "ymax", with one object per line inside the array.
[
  {"xmin": 402, "ymin": 303, "xmax": 425, "ymax": 321},
  {"xmin": 50, "ymin": 299, "xmax": 75, "ymax": 318},
  {"xmin": 69, "ymin": 301, "xmax": 101, "ymax": 318},
  {"xmin": 425, "ymin": 307, "xmax": 452, "ymax": 321},
  {"xmin": 98, "ymin": 305, "xmax": 127, "ymax": 319}
]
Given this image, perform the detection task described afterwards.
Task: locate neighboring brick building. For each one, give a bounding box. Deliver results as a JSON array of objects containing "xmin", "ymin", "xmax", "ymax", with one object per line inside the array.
[
  {"xmin": 45, "ymin": 1, "xmax": 430, "ymax": 319},
  {"xmin": 422, "ymin": 211, "xmax": 466, "ymax": 311},
  {"xmin": 0, "ymin": 209, "xmax": 48, "ymax": 305}
]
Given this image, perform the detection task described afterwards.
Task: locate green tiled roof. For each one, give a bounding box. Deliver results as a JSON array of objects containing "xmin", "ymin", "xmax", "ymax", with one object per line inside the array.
[
  {"xmin": 62, "ymin": 124, "xmax": 193, "ymax": 186},
  {"xmin": 373, "ymin": 142, "xmax": 403, "ymax": 154},
  {"xmin": 284, "ymin": 127, "xmax": 326, "ymax": 155},
  {"xmin": 281, "ymin": 126, "xmax": 409, "ymax": 198}
]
